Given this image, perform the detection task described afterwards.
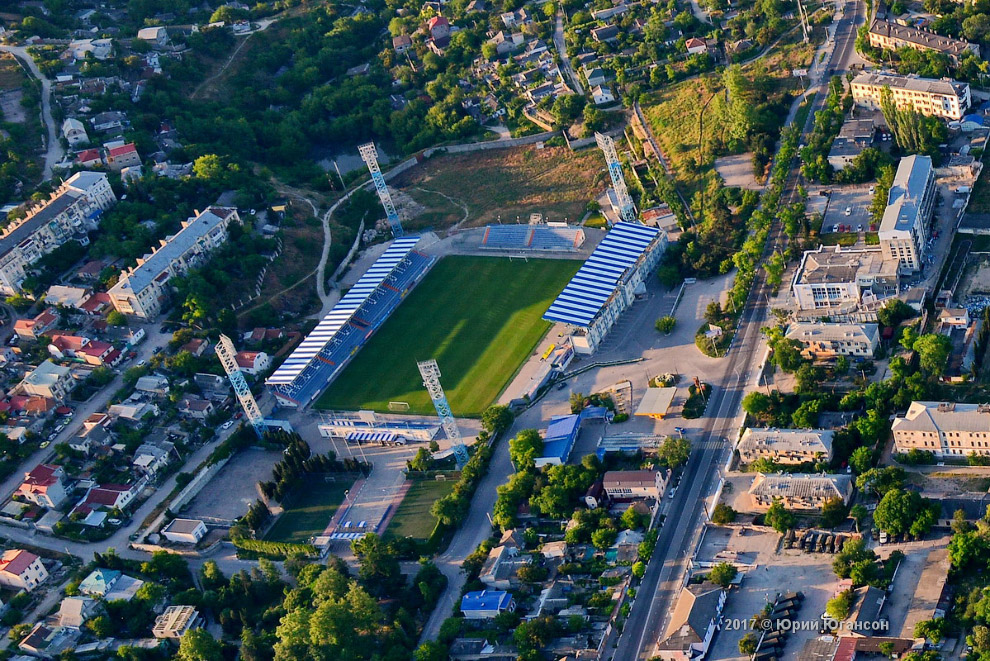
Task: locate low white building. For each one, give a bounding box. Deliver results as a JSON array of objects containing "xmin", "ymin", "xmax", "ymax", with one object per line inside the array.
[
  {"xmin": 152, "ymin": 605, "xmax": 202, "ymax": 639},
  {"xmin": 61, "ymin": 118, "xmax": 88, "ymax": 146},
  {"xmin": 161, "ymin": 518, "xmax": 207, "ymax": 544},
  {"xmin": 785, "ymin": 322, "xmax": 880, "ymax": 359}
]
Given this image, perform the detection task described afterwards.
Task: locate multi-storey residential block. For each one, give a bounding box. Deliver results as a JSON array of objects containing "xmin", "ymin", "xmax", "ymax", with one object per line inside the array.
[
  {"xmin": 867, "ymin": 19, "xmax": 979, "ymax": 63},
  {"xmin": 879, "ymin": 155, "xmax": 935, "ymax": 273},
  {"xmin": 0, "ymin": 172, "xmax": 115, "ymax": 295},
  {"xmin": 748, "ymin": 473, "xmax": 853, "ymax": 511},
  {"xmin": 108, "ymin": 207, "xmax": 238, "ymax": 320},
  {"xmin": 20, "ymin": 361, "xmax": 75, "ymax": 402},
  {"xmin": 737, "ymin": 428, "xmax": 835, "ymax": 465},
  {"xmin": 892, "ymin": 401, "xmax": 990, "ymax": 457},
  {"xmin": 791, "ymin": 246, "xmax": 898, "ymax": 311},
  {"xmin": 850, "ymin": 71, "xmax": 971, "ymax": 121},
  {"xmin": 785, "ymin": 322, "xmax": 880, "ymax": 359}
]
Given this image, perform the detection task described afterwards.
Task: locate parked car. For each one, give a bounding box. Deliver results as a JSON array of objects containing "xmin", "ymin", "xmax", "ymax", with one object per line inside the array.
[
  {"xmin": 221, "ymin": 420, "xmax": 234, "ymax": 430},
  {"xmin": 40, "ymin": 441, "xmax": 50, "ymax": 448},
  {"xmin": 844, "ymin": 207, "xmax": 852, "ymax": 216}
]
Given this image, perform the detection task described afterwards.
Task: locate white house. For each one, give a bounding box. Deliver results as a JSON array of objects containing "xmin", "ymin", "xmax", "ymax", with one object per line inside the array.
[
  {"xmin": 161, "ymin": 518, "xmax": 207, "ymax": 544},
  {"xmin": 234, "ymin": 351, "xmax": 271, "ymax": 375},
  {"xmin": 592, "ymin": 85, "xmax": 615, "ymax": 105},
  {"xmin": 0, "ymin": 550, "xmax": 48, "ymax": 592},
  {"xmin": 61, "ymin": 118, "xmax": 88, "ymax": 146},
  {"xmin": 136, "ymin": 26, "xmax": 169, "ymax": 47},
  {"xmin": 17, "ymin": 464, "xmax": 69, "ymax": 509}
]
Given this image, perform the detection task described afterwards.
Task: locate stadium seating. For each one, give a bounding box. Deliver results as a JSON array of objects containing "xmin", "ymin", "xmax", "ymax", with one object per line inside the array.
[
  {"xmin": 481, "ymin": 225, "xmax": 584, "ymax": 252},
  {"xmin": 274, "ymin": 250, "xmax": 435, "ymax": 405}
]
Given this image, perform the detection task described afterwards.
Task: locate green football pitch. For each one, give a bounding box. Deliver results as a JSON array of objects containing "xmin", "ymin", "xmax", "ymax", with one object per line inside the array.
[{"xmin": 314, "ymin": 256, "xmax": 580, "ymax": 416}]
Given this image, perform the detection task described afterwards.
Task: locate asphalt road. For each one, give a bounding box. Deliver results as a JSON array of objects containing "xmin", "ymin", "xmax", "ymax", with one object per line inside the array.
[
  {"xmin": 610, "ymin": 3, "xmax": 866, "ymax": 658},
  {"xmin": 554, "ymin": 12, "xmax": 584, "ymax": 95}
]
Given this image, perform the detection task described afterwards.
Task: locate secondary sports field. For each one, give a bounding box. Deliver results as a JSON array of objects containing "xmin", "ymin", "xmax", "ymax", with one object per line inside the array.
[
  {"xmin": 385, "ymin": 479, "xmax": 456, "ymax": 541},
  {"xmin": 315, "ymin": 256, "xmax": 579, "ymax": 416}
]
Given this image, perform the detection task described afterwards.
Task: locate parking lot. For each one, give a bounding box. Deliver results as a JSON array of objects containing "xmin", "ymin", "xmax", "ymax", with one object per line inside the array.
[
  {"xmin": 820, "ymin": 185, "xmax": 875, "ymax": 235},
  {"xmin": 700, "ymin": 526, "xmax": 842, "ymax": 660},
  {"xmin": 181, "ymin": 448, "xmax": 282, "ymax": 523}
]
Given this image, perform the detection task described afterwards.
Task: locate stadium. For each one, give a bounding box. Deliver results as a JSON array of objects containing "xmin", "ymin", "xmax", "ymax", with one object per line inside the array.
[
  {"xmin": 266, "ymin": 236, "xmax": 435, "ymax": 407},
  {"xmin": 266, "ymin": 221, "xmax": 666, "ymax": 413},
  {"xmin": 544, "ymin": 221, "xmax": 668, "ymax": 353}
]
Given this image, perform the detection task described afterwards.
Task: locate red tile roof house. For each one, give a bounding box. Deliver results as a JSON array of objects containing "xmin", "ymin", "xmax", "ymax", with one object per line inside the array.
[
  {"xmin": 79, "ymin": 292, "xmax": 112, "ymax": 315},
  {"xmin": 72, "ymin": 483, "xmax": 139, "ymax": 524},
  {"xmin": 46, "ymin": 333, "xmax": 88, "ymax": 360},
  {"xmin": 76, "ymin": 341, "xmax": 121, "ymax": 368},
  {"xmin": 75, "ymin": 148, "xmax": 104, "ymax": 168},
  {"xmin": 7, "ymin": 395, "xmax": 57, "ymax": 418},
  {"xmin": 0, "ymin": 550, "xmax": 49, "ymax": 591},
  {"xmin": 17, "ymin": 464, "xmax": 69, "ymax": 508},
  {"xmin": 105, "ymin": 143, "xmax": 141, "ymax": 171},
  {"xmin": 180, "ymin": 338, "xmax": 211, "ymax": 357},
  {"xmin": 14, "ymin": 308, "xmax": 59, "ymax": 340},
  {"xmin": 234, "ymin": 351, "xmax": 271, "ymax": 376}
]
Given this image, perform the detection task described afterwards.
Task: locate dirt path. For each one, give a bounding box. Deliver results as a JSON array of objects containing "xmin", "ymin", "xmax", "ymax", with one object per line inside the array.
[
  {"xmin": 412, "ymin": 186, "xmax": 470, "ymax": 232},
  {"xmin": 190, "ymin": 34, "xmax": 256, "ymax": 99},
  {"xmin": 0, "ymin": 45, "xmax": 62, "ymax": 180}
]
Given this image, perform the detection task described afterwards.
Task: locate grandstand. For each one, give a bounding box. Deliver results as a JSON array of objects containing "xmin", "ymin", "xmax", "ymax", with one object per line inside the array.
[
  {"xmin": 543, "ymin": 221, "xmax": 667, "ymax": 354},
  {"xmin": 267, "ymin": 237, "xmax": 436, "ymax": 407},
  {"xmin": 481, "ymin": 224, "xmax": 586, "ymax": 252}
]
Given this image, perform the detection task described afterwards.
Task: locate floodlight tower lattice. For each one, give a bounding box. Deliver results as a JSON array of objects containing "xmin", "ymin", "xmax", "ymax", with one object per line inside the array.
[
  {"xmin": 358, "ymin": 142, "xmax": 404, "ymax": 237},
  {"xmin": 595, "ymin": 132, "xmax": 637, "ymax": 223},
  {"xmin": 217, "ymin": 334, "xmax": 266, "ymax": 439},
  {"xmin": 417, "ymin": 359, "xmax": 469, "ymax": 467}
]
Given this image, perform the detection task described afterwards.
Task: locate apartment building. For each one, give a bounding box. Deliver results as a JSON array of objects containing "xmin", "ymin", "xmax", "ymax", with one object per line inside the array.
[
  {"xmin": 879, "ymin": 155, "xmax": 936, "ymax": 273},
  {"xmin": 851, "ymin": 71, "xmax": 971, "ymax": 121},
  {"xmin": 891, "ymin": 401, "xmax": 990, "ymax": 457},
  {"xmin": 108, "ymin": 207, "xmax": 239, "ymax": 320},
  {"xmin": 791, "ymin": 246, "xmax": 899, "ymax": 311},
  {"xmin": 867, "ymin": 18, "xmax": 979, "ymax": 63},
  {"xmin": 737, "ymin": 428, "xmax": 835, "ymax": 465},
  {"xmin": 785, "ymin": 322, "xmax": 880, "ymax": 359},
  {"xmin": 21, "ymin": 361, "xmax": 75, "ymax": 402},
  {"xmin": 748, "ymin": 473, "xmax": 853, "ymax": 511},
  {"xmin": 0, "ymin": 172, "xmax": 116, "ymax": 295}
]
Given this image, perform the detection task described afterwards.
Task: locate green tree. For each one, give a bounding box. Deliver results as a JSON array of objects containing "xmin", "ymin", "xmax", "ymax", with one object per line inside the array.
[
  {"xmin": 826, "ymin": 589, "xmax": 854, "ymax": 621},
  {"xmin": 791, "ymin": 399, "xmax": 822, "ymax": 429},
  {"xmin": 913, "ymin": 333, "xmax": 953, "ymax": 377},
  {"xmin": 849, "ymin": 446, "xmax": 873, "ymax": 474},
  {"xmin": 350, "ymin": 533, "xmax": 401, "ymax": 595},
  {"xmin": 820, "ymin": 497, "xmax": 848, "ymax": 528},
  {"xmin": 106, "ymin": 310, "xmax": 128, "ymax": 326},
  {"xmin": 176, "ymin": 629, "xmax": 223, "ymax": 661},
  {"xmin": 655, "ymin": 316, "xmax": 676, "ymax": 334},
  {"xmin": 632, "ymin": 561, "xmax": 646, "ymax": 578},
  {"xmin": 856, "ymin": 466, "xmax": 904, "ymax": 498},
  {"xmin": 414, "ymin": 641, "xmax": 448, "ymax": 661},
  {"xmin": 739, "ymin": 632, "xmax": 758, "ymax": 655},
  {"xmin": 711, "ymin": 503, "xmax": 737, "ymax": 525},
  {"xmin": 765, "ymin": 499, "xmax": 795, "ymax": 533},
  {"xmin": 708, "ymin": 562, "xmax": 737, "ymax": 587},
  {"xmin": 834, "ymin": 537, "xmax": 880, "ymax": 580},
  {"xmin": 874, "ymin": 488, "xmax": 934, "ymax": 537},
  {"xmin": 509, "ymin": 429, "xmax": 543, "ymax": 469},
  {"xmin": 481, "ymin": 405, "xmax": 514, "ymax": 434},
  {"xmin": 742, "ymin": 391, "xmax": 772, "ymax": 422},
  {"xmin": 914, "ymin": 618, "xmax": 947, "ymax": 642},
  {"xmin": 658, "ymin": 436, "xmax": 690, "ymax": 469},
  {"xmin": 849, "ymin": 504, "xmax": 868, "ymax": 532},
  {"xmin": 621, "ymin": 505, "xmax": 646, "ymax": 530},
  {"xmin": 591, "ymin": 527, "xmax": 617, "ymax": 550},
  {"xmin": 409, "ymin": 447, "xmax": 432, "ymax": 472}
]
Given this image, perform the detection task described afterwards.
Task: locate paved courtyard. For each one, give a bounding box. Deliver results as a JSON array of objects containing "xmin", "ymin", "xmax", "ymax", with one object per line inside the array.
[
  {"xmin": 181, "ymin": 448, "xmax": 282, "ymax": 523},
  {"xmin": 701, "ymin": 526, "xmax": 841, "ymax": 660}
]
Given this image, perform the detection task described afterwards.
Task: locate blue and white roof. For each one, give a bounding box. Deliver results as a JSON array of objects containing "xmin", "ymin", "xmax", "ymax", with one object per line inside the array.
[
  {"xmin": 267, "ymin": 236, "xmax": 421, "ymax": 385},
  {"xmin": 345, "ymin": 431, "xmax": 399, "ymax": 443},
  {"xmin": 543, "ymin": 222, "xmax": 660, "ymax": 328}
]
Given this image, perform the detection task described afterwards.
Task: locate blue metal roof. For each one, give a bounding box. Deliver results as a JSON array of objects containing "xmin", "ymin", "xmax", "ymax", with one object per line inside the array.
[
  {"xmin": 461, "ymin": 590, "xmax": 513, "ymax": 613},
  {"xmin": 541, "ymin": 414, "xmax": 580, "ymax": 463},
  {"xmin": 268, "ymin": 236, "xmax": 421, "ymax": 385},
  {"xmin": 543, "ymin": 222, "xmax": 660, "ymax": 328}
]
